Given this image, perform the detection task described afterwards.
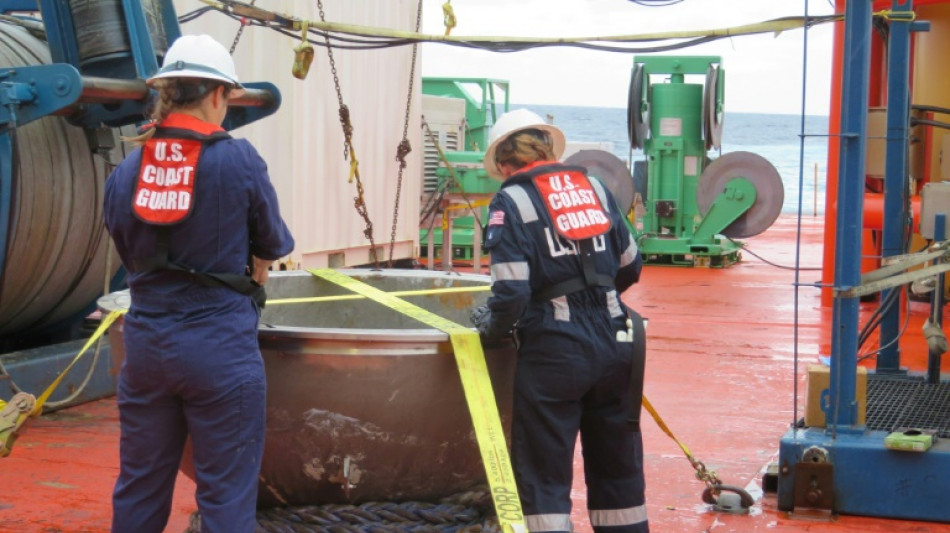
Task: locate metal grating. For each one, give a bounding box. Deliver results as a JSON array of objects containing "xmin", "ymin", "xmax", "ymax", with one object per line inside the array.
[{"xmin": 866, "ymin": 375, "xmax": 950, "ymax": 438}]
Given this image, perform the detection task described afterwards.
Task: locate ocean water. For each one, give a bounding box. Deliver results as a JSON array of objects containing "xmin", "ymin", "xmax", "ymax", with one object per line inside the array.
[{"xmin": 527, "ymin": 104, "xmax": 829, "ymax": 215}]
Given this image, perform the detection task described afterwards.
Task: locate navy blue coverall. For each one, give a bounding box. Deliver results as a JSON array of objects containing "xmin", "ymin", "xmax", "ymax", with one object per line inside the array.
[
  {"xmin": 481, "ymin": 161, "xmax": 647, "ymax": 533},
  {"xmin": 103, "ymin": 113, "xmax": 294, "ymax": 533}
]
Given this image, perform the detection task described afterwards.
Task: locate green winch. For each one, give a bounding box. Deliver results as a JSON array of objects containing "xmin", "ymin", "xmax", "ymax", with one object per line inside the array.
[
  {"xmin": 628, "ymin": 56, "xmax": 784, "ymax": 267},
  {"xmin": 419, "ymin": 78, "xmax": 509, "ymax": 263}
]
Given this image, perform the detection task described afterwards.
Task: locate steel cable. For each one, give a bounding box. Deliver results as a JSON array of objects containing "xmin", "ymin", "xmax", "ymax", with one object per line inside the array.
[{"xmin": 180, "ymin": 4, "xmax": 840, "ymax": 55}]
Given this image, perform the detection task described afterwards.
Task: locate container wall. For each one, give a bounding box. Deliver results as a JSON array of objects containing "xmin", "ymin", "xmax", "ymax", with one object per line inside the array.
[{"xmin": 174, "ymin": 1, "xmax": 422, "ymax": 268}]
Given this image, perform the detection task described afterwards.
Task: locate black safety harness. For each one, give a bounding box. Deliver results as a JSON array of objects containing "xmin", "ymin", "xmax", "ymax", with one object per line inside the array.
[
  {"xmin": 532, "ymin": 238, "xmax": 616, "ymax": 302},
  {"xmin": 509, "ymin": 164, "xmax": 617, "ymax": 302}
]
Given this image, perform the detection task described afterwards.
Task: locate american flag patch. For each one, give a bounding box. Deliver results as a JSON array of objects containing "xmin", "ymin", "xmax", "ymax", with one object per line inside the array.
[{"xmin": 489, "ymin": 210, "xmax": 505, "ymax": 226}]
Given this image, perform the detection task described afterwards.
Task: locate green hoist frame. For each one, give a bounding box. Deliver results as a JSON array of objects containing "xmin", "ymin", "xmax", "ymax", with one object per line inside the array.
[{"xmin": 630, "ymin": 55, "xmax": 746, "ymax": 267}]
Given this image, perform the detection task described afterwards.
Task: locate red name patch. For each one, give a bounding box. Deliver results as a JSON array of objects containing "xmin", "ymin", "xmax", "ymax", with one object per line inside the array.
[
  {"xmin": 533, "ymin": 171, "xmax": 611, "ymax": 240},
  {"xmin": 133, "ymin": 138, "xmax": 202, "ymax": 225}
]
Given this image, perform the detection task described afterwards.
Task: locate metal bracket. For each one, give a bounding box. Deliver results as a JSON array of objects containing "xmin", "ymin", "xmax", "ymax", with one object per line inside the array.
[
  {"xmin": 654, "ymin": 200, "xmax": 675, "ymax": 218},
  {"xmin": 692, "ymin": 176, "xmax": 756, "ymax": 243},
  {"xmin": 793, "ymin": 461, "xmax": 834, "ymax": 510},
  {"xmin": 329, "ymin": 455, "xmax": 361, "ymax": 499},
  {"xmin": 0, "ymin": 64, "xmax": 82, "ymax": 129}
]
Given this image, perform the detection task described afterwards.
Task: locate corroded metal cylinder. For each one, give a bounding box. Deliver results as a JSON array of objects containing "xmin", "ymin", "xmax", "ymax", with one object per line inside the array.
[
  {"xmin": 100, "ymin": 270, "xmax": 516, "ymax": 507},
  {"xmin": 0, "ymin": 21, "xmax": 123, "ymax": 340}
]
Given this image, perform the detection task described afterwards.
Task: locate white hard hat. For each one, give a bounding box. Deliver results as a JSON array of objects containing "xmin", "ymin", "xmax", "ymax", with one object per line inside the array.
[
  {"xmin": 483, "ymin": 108, "xmax": 566, "ymax": 180},
  {"xmin": 147, "ymin": 34, "xmax": 244, "ymax": 93}
]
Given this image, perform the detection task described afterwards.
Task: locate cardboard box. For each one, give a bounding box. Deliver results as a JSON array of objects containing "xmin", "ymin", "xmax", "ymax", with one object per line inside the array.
[
  {"xmin": 866, "ymin": 108, "xmax": 887, "ymax": 179},
  {"xmin": 920, "ymin": 181, "xmax": 950, "ymax": 239},
  {"xmin": 804, "ymin": 364, "xmax": 867, "ymax": 427}
]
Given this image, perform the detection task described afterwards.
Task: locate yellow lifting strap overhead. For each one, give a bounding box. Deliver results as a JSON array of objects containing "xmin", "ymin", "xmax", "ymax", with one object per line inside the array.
[{"xmin": 308, "ymin": 268, "xmax": 526, "ymax": 533}]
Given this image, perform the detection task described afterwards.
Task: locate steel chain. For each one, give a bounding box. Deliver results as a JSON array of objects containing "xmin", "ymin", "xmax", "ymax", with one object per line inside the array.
[
  {"xmin": 229, "ymin": 0, "xmax": 255, "ymax": 54},
  {"xmin": 387, "ymin": 0, "xmax": 423, "ymax": 266},
  {"xmin": 317, "ymin": 0, "xmax": 379, "ymax": 268},
  {"xmin": 689, "ymin": 456, "xmax": 723, "ymax": 492}
]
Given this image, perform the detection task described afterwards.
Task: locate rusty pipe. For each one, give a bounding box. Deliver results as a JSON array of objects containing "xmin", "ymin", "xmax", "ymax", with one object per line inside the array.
[{"xmin": 53, "ymin": 76, "xmax": 277, "ymax": 115}]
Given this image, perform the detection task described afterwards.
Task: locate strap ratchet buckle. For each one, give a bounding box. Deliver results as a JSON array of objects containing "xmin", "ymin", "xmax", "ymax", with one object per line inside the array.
[{"xmin": 0, "ymin": 392, "xmax": 38, "ymax": 457}]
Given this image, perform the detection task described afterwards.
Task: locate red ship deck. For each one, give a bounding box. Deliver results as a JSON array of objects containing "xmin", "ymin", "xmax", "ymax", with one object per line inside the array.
[{"xmin": 3, "ymin": 214, "xmax": 950, "ymax": 532}]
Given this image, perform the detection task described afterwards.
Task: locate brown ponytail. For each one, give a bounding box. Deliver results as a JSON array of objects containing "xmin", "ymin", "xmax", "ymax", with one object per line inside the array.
[{"xmin": 123, "ymin": 78, "xmax": 231, "ymax": 145}]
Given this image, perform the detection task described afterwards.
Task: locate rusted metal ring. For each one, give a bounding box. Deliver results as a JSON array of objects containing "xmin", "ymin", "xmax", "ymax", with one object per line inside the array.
[{"xmin": 701, "ymin": 484, "xmax": 755, "ymax": 509}]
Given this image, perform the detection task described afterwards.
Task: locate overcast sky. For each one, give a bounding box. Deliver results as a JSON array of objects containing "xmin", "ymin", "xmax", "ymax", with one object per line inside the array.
[{"xmin": 419, "ymin": 0, "xmax": 837, "ymax": 116}]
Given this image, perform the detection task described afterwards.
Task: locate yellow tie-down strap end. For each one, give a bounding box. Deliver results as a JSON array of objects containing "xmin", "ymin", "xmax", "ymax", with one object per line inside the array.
[
  {"xmin": 308, "ymin": 268, "xmax": 526, "ymax": 533},
  {"xmin": 0, "ymin": 308, "xmax": 126, "ymax": 457}
]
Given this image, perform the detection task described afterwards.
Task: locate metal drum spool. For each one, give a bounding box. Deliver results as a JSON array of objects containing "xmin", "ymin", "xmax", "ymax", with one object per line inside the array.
[
  {"xmin": 564, "ymin": 149, "xmax": 635, "ymax": 215},
  {"xmin": 100, "ymin": 269, "xmax": 516, "ymax": 507},
  {"xmin": 696, "ymin": 151, "xmax": 785, "ymax": 238},
  {"xmin": 69, "ymin": 0, "xmax": 167, "ymax": 77},
  {"xmin": 0, "ymin": 21, "xmax": 123, "ymax": 339}
]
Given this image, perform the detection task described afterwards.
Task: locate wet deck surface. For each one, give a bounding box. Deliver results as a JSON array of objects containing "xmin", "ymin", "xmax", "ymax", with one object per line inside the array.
[{"xmin": 3, "ymin": 214, "xmax": 950, "ymax": 532}]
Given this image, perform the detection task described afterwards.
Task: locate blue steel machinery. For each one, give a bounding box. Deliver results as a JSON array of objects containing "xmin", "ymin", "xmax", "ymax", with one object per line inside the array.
[
  {"xmin": 0, "ymin": 0, "xmax": 279, "ymax": 405},
  {"xmin": 776, "ymin": 0, "xmax": 950, "ymax": 522},
  {"xmin": 626, "ymin": 55, "xmax": 785, "ymax": 267}
]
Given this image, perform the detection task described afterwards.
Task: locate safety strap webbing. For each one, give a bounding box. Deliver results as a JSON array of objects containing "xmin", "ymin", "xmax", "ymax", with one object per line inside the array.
[
  {"xmin": 308, "ymin": 268, "xmax": 526, "ymax": 533},
  {"xmin": 0, "ymin": 309, "xmax": 127, "ymax": 458},
  {"xmin": 33, "ymin": 309, "xmax": 127, "ymax": 415},
  {"xmin": 133, "ymin": 228, "xmax": 266, "ymax": 307}
]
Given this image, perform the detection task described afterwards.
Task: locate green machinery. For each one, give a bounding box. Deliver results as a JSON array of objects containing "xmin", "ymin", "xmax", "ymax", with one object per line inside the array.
[
  {"xmin": 419, "ymin": 78, "xmax": 509, "ymax": 262},
  {"xmin": 628, "ymin": 56, "xmax": 784, "ymax": 267}
]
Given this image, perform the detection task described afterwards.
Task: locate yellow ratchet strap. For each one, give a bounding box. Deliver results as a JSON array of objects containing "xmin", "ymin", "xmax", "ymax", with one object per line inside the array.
[
  {"xmin": 642, "ymin": 395, "xmax": 693, "ymax": 459},
  {"xmin": 0, "ymin": 309, "xmax": 126, "ymax": 457},
  {"xmin": 308, "ymin": 268, "xmax": 526, "ymax": 533},
  {"xmin": 642, "ymin": 394, "xmax": 723, "ymax": 487},
  {"xmin": 267, "ymin": 284, "xmax": 490, "ymax": 305}
]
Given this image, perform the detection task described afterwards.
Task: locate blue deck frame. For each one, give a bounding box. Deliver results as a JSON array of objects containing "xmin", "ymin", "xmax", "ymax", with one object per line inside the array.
[{"xmin": 777, "ymin": 0, "xmax": 950, "ymax": 522}]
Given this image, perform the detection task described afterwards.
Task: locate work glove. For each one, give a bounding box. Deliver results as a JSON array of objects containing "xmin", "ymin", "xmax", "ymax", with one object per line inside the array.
[{"xmin": 469, "ymin": 305, "xmax": 492, "ymax": 337}]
